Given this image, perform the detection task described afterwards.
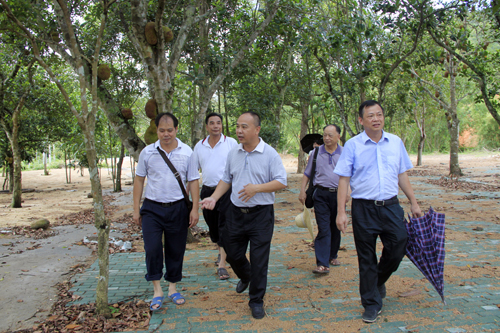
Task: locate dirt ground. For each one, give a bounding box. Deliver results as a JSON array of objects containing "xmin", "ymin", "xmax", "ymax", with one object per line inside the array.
[{"xmin": 0, "ymin": 151, "xmax": 499, "ymax": 332}]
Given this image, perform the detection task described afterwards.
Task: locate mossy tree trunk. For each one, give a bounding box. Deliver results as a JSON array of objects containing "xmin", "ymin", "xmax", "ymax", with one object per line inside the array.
[{"xmin": 9, "ymin": 100, "xmax": 22, "ymax": 208}]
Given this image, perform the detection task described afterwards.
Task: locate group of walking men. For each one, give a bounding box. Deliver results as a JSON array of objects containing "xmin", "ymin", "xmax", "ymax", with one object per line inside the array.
[{"xmin": 133, "ymin": 100, "xmax": 422, "ymax": 323}]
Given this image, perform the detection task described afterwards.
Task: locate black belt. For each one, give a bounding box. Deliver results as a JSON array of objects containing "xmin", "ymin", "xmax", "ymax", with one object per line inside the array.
[
  {"xmin": 235, "ymin": 205, "xmax": 265, "ymax": 214},
  {"xmin": 202, "ymin": 185, "xmax": 217, "ymax": 191},
  {"xmin": 145, "ymin": 198, "xmax": 184, "ymax": 207},
  {"xmin": 356, "ymin": 196, "xmax": 399, "ymax": 206},
  {"xmin": 315, "ymin": 185, "xmax": 338, "ymax": 192}
]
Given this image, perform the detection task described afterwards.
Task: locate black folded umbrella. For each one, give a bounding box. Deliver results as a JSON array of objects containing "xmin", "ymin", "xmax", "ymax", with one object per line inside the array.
[{"xmin": 300, "ymin": 134, "xmax": 323, "ymax": 153}]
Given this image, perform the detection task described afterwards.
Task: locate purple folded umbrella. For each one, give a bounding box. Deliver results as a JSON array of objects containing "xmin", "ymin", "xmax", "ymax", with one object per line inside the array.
[{"xmin": 405, "ymin": 207, "xmax": 446, "ymax": 304}]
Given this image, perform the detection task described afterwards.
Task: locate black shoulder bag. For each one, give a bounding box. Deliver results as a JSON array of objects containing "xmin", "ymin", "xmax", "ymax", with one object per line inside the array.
[
  {"xmin": 156, "ymin": 147, "xmax": 193, "ymax": 211},
  {"xmin": 305, "ymin": 148, "xmax": 319, "ymax": 209}
]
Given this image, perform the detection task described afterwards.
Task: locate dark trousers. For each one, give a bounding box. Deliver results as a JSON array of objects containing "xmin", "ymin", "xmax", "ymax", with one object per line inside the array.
[
  {"xmin": 223, "ymin": 203, "xmax": 274, "ymax": 308},
  {"xmin": 351, "ymin": 198, "xmax": 407, "ymax": 311},
  {"xmin": 313, "ymin": 188, "xmax": 341, "ymax": 267},
  {"xmin": 200, "ymin": 185, "xmax": 231, "ymax": 247},
  {"xmin": 140, "ymin": 199, "xmax": 189, "ymax": 283}
]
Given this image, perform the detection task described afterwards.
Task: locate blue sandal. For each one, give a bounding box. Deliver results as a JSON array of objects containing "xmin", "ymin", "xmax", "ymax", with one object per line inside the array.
[
  {"xmin": 150, "ymin": 296, "xmax": 164, "ymax": 311},
  {"xmin": 168, "ymin": 292, "xmax": 185, "ymax": 305}
]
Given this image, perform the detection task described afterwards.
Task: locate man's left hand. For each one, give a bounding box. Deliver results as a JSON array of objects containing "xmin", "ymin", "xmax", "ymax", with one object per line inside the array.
[
  {"xmin": 238, "ymin": 183, "xmax": 258, "ymax": 202},
  {"xmin": 411, "ymin": 203, "xmax": 422, "ymax": 218},
  {"xmin": 189, "ymin": 210, "xmax": 199, "ymax": 228}
]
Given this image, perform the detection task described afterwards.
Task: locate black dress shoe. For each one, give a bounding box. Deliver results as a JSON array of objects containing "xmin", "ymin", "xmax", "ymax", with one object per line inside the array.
[
  {"xmin": 378, "ymin": 284, "xmax": 386, "ymax": 299},
  {"xmin": 236, "ymin": 280, "xmax": 249, "ymax": 293},
  {"xmin": 362, "ymin": 308, "xmax": 382, "ymax": 323},
  {"xmin": 251, "ymin": 306, "xmax": 265, "ymax": 319}
]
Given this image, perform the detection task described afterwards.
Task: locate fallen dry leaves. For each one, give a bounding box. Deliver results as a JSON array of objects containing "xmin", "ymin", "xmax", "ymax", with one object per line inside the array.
[
  {"xmin": 29, "ymin": 280, "xmax": 150, "ymax": 333},
  {"xmin": 427, "ymin": 176, "xmax": 500, "ymax": 192}
]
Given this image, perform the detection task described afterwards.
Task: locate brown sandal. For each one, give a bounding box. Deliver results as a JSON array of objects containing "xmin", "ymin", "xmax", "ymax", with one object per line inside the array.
[
  {"xmin": 330, "ymin": 258, "xmax": 341, "ymax": 266},
  {"xmin": 312, "ymin": 265, "xmax": 330, "ymax": 274},
  {"xmin": 217, "ymin": 267, "xmax": 230, "ymax": 280}
]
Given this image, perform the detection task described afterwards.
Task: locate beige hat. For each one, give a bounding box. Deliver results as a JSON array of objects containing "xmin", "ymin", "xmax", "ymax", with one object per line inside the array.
[{"xmin": 295, "ymin": 205, "xmax": 314, "ymax": 240}]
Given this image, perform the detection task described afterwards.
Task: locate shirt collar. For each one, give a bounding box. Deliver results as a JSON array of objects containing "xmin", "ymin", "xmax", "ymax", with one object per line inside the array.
[
  {"xmin": 237, "ymin": 138, "xmax": 265, "ymax": 153},
  {"xmin": 319, "ymin": 144, "xmax": 342, "ymax": 155},
  {"xmin": 202, "ymin": 134, "xmax": 225, "ymax": 147},
  {"xmin": 154, "ymin": 138, "xmax": 182, "ymax": 152},
  {"xmin": 361, "ymin": 130, "xmax": 389, "ymax": 144}
]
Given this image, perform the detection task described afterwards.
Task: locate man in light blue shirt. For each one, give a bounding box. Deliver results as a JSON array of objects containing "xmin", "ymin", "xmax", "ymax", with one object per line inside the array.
[
  {"xmin": 200, "ymin": 112, "xmax": 287, "ymax": 319},
  {"xmin": 334, "ymin": 100, "xmax": 422, "ymax": 323}
]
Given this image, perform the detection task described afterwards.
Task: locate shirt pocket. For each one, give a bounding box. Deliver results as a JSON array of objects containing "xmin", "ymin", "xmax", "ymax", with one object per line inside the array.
[{"xmin": 385, "ymin": 154, "xmax": 400, "ymax": 175}]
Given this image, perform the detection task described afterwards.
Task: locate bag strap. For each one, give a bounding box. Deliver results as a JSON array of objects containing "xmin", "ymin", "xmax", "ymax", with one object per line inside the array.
[
  {"xmin": 156, "ymin": 147, "xmax": 190, "ymax": 203},
  {"xmin": 309, "ymin": 147, "xmax": 320, "ymax": 185}
]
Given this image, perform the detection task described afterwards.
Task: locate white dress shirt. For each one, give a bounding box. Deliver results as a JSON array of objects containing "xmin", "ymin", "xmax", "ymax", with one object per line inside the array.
[{"xmin": 191, "ymin": 134, "xmax": 238, "ymax": 187}]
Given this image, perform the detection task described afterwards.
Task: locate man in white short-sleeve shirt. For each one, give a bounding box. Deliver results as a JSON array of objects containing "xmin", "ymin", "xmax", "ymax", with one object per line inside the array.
[
  {"xmin": 133, "ymin": 112, "xmax": 199, "ymax": 311},
  {"xmin": 191, "ymin": 112, "xmax": 237, "ymax": 280}
]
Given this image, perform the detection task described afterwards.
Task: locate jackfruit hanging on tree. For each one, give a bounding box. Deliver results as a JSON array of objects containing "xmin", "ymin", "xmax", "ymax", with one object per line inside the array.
[
  {"xmin": 145, "ymin": 22, "xmax": 158, "ymax": 45},
  {"xmin": 98, "ymin": 64, "xmax": 111, "ymax": 80},
  {"xmin": 144, "ymin": 121, "xmax": 158, "ymax": 144},
  {"xmin": 121, "ymin": 108, "xmax": 133, "ymax": 119},
  {"xmin": 145, "ymin": 99, "xmax": 157, "ymax": 119}
]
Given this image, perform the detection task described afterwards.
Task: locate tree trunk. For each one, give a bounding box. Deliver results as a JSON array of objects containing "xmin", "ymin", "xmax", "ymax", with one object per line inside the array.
[
  {"xmin": 447, "ymin": 58, "xmax": 462, "ymax": 177},
  {"xmin": 8, "ymin": 162, "xmax": 13, "ymax": 193},
  {"xmin": 223, "ymin": 85, "xmax": 230, "ymax": 137},
  {"xmin": 43, "ymin": 151, "xmax": 49, "ymax": 175},
  {"xmin": 10, "ymin": 107, "xmax": 22, "ymax": 208},
  {"xmin": 417, "ymin": 122, "xmax": 425, "ymax": 167},
  {"xmin": 84, "ymin": 137, "xmax": 110, "ymax": 316},
  {"xmin": 130, "ymin": 155, "xmax": 135, "ymax": 180},
  {"xmin": 115, "ymin": 143, "xmax": 124, "ymax": 192},
  {"xmin": 413, "ymin": 100, "xmax": 426, "ymax": 167},
  {"xmin": 297, "ymin": 99, "xmax": 309, "ymax": 174},
  {"xmin": 64, "ymin": 149, "xmax": 69, "ymax": 183}
]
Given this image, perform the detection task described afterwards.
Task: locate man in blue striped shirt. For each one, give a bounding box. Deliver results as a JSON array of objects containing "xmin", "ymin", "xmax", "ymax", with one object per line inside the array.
[
  {"xmin": 334, "ymin": 100, "xmax": 422, "ymax": 323},
  {"xmin": 200, "ymin": 112, "xmax": 287, "ymax": 319}
]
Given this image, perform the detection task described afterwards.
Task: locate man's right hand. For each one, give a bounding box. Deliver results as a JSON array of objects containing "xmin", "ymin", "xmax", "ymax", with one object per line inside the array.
[
  {"xmin": 298, "ymin": 190, "xmax": 306, "ymax": 205},
  {"xmin": 336, "ymin": 211, "xmax": 348, "ymax": 234},
  {"xmin": 200, "ymin": 197, "xmax": 217, "ymax": 210},
  {"xmin": 132, "ymin": 211, "xmax": 142, "ymax": 227}
]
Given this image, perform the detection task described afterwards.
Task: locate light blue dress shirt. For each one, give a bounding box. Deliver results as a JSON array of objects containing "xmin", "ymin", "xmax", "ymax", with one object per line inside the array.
[
  {"xmin": 222, "ymin": 138, "xmax": 287, "ymax": 207},
  {"xmin": 333, "ymin": 131, "xmax": 413, "ymax": 201}
]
